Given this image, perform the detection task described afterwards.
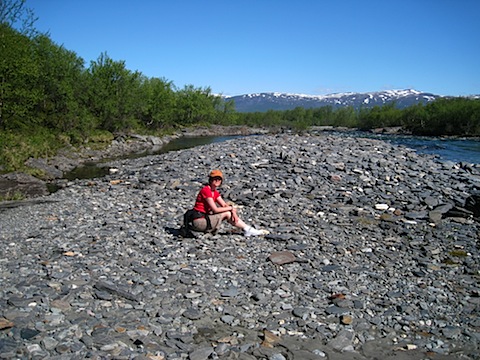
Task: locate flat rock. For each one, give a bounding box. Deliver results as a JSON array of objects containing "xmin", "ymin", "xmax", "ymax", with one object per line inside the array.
[{"xmin": 268, "ymin": 251, "xmax": 297, "ymax": 265}]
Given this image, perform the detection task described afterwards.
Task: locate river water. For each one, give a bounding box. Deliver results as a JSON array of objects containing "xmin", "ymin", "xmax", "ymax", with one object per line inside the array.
[
  {"xmin": 340, "ymin": 132, "xmax": 480, "ymax": 164},
  {"xmin": 64, "ymin": 133, "xmax": 479, "ymax": 180},
  {"xmin": 63, "ymin": 135, "xmax": 244, "ymax": 180},
  {"xmin": 391, "ymin": 137, "xmax": 479, "ymax": 164}
]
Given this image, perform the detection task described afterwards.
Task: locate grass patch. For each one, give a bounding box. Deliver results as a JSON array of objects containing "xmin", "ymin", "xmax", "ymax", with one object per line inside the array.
[
  {"xmin": 0, "ymin": 191, "xmax": 25, "ymax": 201},
  {"xmin": 449, "ymin": 250, "xmax": 468, "ymax": 257},
  {"xmin": 0, "ymin": 128, "xmax": 116, "ymax": 173},
  {"xmin": 86, "ymin": 130, "xmax": 114, "ymax": 150},
  {"xmin": 0, "ymin": 129, "xmax": 61, "ymax": 172},
  {"xmin": 354, "ymin": 216, "xmax": 379, "ymax": 226},
  {"xmin": 443, "ymin": 259, "xmax": 460, "ymax": 266}
]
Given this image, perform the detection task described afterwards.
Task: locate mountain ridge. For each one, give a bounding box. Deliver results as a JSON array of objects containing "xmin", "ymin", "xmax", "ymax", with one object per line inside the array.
[{"xmin": 224, "ymin": 89, "xmax": 442, "ymax": 112}]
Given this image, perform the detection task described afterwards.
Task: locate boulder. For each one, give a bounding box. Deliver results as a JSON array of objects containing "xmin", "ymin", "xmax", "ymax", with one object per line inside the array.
[
  {"xmin": 25, "ymin": 158, "xmax": 63, "ymax": 179},
  {"xmin": 0, "ymin": 172, "xmax": 49, "ymax": 198}
]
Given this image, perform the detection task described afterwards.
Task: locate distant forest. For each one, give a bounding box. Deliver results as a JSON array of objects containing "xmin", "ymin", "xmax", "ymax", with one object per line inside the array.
[{"xmin": 1, "ymin": 0, "xmax": 479, "ymax": 173}]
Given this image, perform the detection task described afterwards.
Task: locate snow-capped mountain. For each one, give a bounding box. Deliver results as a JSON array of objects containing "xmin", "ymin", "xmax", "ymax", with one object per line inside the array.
[{"xmin": 225, "ymin": 89, "xmax": 440, "ymax": 112}]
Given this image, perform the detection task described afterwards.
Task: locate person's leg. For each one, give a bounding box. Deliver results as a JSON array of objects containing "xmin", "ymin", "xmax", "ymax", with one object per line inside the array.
[
  {"xmin": 200, "ymin": 212, "xmax": 267, "ymax": 236},
  {"xmin": 194, "ymin": 213, "xmax": 241, "ymax": 234},
  {"xmin": 207, "ymin": 213, "xmax": 225, "ymax": 233},
  {"xmin": 224, "ymin": 212, "xmax": 267, "ymax": 236},
  {"xmin": 192, "ymin": 218, "xmax": 208, "ymax": 232}
]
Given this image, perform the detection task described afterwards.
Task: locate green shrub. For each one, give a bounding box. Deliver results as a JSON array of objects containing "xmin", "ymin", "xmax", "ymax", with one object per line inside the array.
[{"xmin": 0, "ymin": 128, "xmax": 61, "ymax": 172}]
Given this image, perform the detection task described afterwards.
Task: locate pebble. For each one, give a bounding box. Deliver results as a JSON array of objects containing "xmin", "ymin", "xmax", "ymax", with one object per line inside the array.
[{"xmin": 0, "ymin": 133, "xmax": 479, "ymax": 359}]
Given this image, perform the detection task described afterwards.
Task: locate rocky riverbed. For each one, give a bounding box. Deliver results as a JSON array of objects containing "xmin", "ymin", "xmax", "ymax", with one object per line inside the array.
[
  {"xmin": 0, "ymin": 125, "xmax": 263, "ymax": 199},
  {"xmin": 1, "ymin": 133, "xmax": 479, "ymax": 359}
]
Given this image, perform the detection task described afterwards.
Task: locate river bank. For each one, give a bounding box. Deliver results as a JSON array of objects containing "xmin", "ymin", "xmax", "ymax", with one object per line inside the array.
[
  {"xmin": 0, "ymin": 126, "xmax": 266, "ymax": 199},
  {"xmin": 1, "ymin": 125, "xmax": 479, "ymax": 201},
  {"xmin": 0, "ymin": 133, "xmax": 479, "ymax": 359}
]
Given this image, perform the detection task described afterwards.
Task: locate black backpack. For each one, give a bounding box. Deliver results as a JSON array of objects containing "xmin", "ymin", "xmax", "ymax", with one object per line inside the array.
[
  {"xmin": 179, "ymin": 209, "xmax": 196, "ymax": 238},
  {"xmin": 179, "ymin": 209, "xmax": 212, "ymax": 238}
]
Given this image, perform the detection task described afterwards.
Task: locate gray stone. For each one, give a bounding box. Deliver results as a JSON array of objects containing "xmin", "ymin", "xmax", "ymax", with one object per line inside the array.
[
  {"xmin": 327, "ymin": 329, "xmax": 355, "ymax": 351},
  {"xmin": 189, "ymin": 346, "xmax": 214, "ymax": 360},
  {"xmin": 269, "ymin": 251, "xmax": 296, "ymax": 265},
  {"xmin": 292, "ymin": 307, "xmax": 310, "ymax": 319},
  {"xmin": 221, "ymin": 287, "xmax": 239, "ymax": 297},
  {"xmin": 183, "ymin": 308, "xmax": 203, "ymax": 320},
  {"xmin": 25, "ymin": 157, "xmax": 64, "ymax": 179},
  {"xmin": 0, "ymin": 172, "xmax": 49, "ymax": 198},
  {"xmin": 0, "ymin": 133, "xmax": 478, "ymax": 360}
]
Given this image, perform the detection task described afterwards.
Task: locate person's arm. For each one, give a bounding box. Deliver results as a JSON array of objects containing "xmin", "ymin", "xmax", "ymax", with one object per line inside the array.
[
  {"xmin": 205, "ymin": 196, "xmax": 233, "ymax": 214},
  {"xmin": 215, "ymin": 196, "xmax": 239, "ymax": 224}
]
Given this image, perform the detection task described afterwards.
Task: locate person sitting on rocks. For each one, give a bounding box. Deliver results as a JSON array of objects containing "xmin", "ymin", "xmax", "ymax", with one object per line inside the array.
[{"xmin": 188, "ymin": 169, "xmax": 267, "ymax": 237}]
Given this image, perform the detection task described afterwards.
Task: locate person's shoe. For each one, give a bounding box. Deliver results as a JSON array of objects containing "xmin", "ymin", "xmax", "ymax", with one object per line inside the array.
[{"xmin": 244, "ymin": 226, "xmax": 268, "ymax": 237}]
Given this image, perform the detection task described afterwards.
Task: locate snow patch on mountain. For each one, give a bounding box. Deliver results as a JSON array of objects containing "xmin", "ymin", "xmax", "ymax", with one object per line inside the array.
[{"xmin": 225, "ymin": 89, "xmax": 442, "ymax": 112}]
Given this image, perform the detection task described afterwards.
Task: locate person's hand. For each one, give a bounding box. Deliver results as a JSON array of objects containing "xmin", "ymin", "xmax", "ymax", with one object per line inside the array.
[{"xmin": 230, "ymin": 210, "xmax": 239, "ymax": 225}]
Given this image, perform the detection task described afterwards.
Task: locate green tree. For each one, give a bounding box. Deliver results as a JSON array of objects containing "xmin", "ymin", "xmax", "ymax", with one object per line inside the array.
[
  {"xmin": 357, "ymin": 103, "xmax": 402, "ymax": 130},
  {"xmin": 401, "ymin": 103, "xmax": 428, "ymax": 134},
  {"xmin": 261, "ymin": 110, "xmax": 284, "ymax": 127},
  {"xmin": 311, "ymin": 106, "xmax": 334, "ymax": 126},
  {"xmin": 0, "ymin": 0, "xmax": 37, "ymax": 37},
  {"xmin": 425, "ymin": 98, "xmax": 480, "ymax": 136},
  {"xmin": 34, "ymin": 34, "xmax": 88, "ymax": 132},
  {"xmin": 140, "ymin": 76, "xmax": 176, "ymax": 130},
  {"xmin": 86, "ymin": 53, "xmax": 143, "ymax": 132},
  {"xmin": 174, "ymin": 85, "xmax": 217, "ymax": 126},
  {"xmin": 213, "ymin": 97, "xmax": 237, "ymax": 125},
  {"xmin": 282, "ymin": 107, "xmax": 314, "ymax": 130},
  {"xmin": 209, "ymin": 95, "xmax": 238, "ymax": 125},
  {"xmin": 0, "ymin": 23, "xmax": 41, "ymax": 130},
  {"xmin": 334, "ymin": 106, "xmax": 357, "ymax": 128},
  {"xmin": 237, "ymin": 111, "xmax": 265, "ymax": 127}
]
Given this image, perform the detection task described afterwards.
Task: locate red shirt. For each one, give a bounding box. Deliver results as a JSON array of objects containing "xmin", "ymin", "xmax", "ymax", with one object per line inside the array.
[{"xmin": 194, "ymin": 185, "xmax": 220, "ymax": 214}]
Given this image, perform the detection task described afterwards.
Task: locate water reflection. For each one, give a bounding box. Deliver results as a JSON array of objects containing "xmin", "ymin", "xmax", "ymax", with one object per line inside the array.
[
  {"xmin": 159, "ymin": 135, "xmax": 243, "ymax": 153},
  {"xmin": 63, "ymin": 135, "xmax": 244, "ymax": 180},
  {"xmin": 63, "ymin": 162, "xmax": 110, "ymax": 181}
]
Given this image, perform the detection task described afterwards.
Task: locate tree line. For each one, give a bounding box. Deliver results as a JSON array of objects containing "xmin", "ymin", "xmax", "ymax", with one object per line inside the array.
[
  {"xmin": 1, "ymin": 0, "xmax": 479, "ymax": 174},
  {"xmin": 0, "ymin": 22, "xmax": 236, "ymax": 135},
  {"xmin": 235, "ymin": 99, "xmax": 480, "ymax": 136}
]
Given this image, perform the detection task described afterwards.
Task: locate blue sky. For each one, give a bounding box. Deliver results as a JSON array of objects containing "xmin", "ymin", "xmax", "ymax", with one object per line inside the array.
[{"xmin": 27, "ymin": 0, "xmax": 480, "ymax": 96}]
